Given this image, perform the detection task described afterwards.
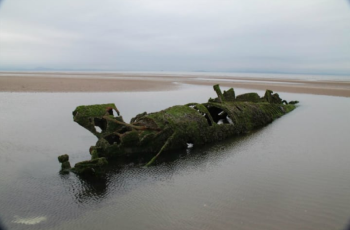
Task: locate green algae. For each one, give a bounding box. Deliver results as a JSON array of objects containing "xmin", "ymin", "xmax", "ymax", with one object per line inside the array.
[
  {"xmin": 59, "ymin": 84, "xmax": 298, "ymax": 176},
  {"xmin": 58, "ymin": 154, "xmax": 69, "ymax": 163},
  {"xmin": 72, "ymin": 157, "xmax": 108, "ymax": 176},
  {"xmin": 236, "ymin": 93, "xmax": 261, "ymax": 102},
  {"xmin": 223, "ymin": 88, "xmax": 236, "ymax": 101}
]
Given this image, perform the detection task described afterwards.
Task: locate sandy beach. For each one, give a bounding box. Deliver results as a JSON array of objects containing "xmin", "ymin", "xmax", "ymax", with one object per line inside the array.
[{"xmin": 0, "ymin": 72, "xmax": 349, "ymax": 97}]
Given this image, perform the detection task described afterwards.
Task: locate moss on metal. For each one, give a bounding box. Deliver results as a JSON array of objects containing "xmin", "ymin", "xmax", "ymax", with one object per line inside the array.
[{"xmin": 58, "ymin": 85, "xmax": 298, "ymax": 176}]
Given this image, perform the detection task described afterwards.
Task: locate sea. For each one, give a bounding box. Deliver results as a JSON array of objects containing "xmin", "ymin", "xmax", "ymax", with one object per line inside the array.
[
  {"xmin": 0, "ymin": 79, "xmax": 349, "ymax": 230},
  {"xmin": 2, "ymin": 71, "xmax": 350, "ymax": 81}
]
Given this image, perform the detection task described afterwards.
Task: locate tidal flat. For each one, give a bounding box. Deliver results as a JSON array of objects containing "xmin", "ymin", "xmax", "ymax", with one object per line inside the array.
[{"xmin": 0, "ymin": 84, "xmax": 349, "ymax": 230}]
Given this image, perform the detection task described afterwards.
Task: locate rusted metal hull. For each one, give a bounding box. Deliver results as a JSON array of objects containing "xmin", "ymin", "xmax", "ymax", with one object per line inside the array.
[{"xmin": 58, "ymin": 85, "xmax": 298, "ymax": 176}]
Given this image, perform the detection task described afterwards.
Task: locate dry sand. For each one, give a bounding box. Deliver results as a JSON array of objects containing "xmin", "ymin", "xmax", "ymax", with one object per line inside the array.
[{"xmin": 0, "ymin": 72, "xmax": 349, "ymax": 97}]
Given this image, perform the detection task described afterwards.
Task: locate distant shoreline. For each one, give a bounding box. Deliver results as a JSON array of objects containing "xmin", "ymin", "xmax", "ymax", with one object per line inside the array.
[{"xmin": 0, "ymin": 72, "xmax": 349, "ymax": 97}]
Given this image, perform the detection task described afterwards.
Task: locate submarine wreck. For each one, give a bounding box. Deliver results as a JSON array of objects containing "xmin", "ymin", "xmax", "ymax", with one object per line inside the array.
[{"xmin": 58, "ymin": 84, "xmax": 298, "ymax": 176}]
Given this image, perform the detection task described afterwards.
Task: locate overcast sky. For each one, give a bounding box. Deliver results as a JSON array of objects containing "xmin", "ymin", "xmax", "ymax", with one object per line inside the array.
[{"xmin": 0, "ymin": 0, "xmax": 349, "ymax": 74}]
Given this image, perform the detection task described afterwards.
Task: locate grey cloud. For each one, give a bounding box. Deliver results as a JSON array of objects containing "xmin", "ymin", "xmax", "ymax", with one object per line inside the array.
[{"xmin": 0, "ymin": 0, "xmax": 349, "ymax": 74}]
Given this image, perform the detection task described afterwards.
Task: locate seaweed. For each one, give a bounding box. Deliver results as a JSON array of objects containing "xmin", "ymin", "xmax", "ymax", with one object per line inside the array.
[{"xmin": 58, "ymin": 85, "xmax": 298, "ymax": 176}]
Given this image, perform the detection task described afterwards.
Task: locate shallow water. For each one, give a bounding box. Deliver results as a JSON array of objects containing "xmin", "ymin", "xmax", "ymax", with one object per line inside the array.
[{"xmin": 0, "ymin": 85, "xmax": 349, "ymax": 230}]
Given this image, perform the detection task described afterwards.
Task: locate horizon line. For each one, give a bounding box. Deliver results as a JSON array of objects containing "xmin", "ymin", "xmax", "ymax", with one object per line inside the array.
[{"xmin": 0, "ymin": 69, "xmax": 349, "ymax": 77}]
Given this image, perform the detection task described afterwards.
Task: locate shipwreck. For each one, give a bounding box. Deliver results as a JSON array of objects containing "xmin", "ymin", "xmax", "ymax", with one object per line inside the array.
[{"xmin": 58, "ymin": 85, "xmax": 298, "ymax": 175}]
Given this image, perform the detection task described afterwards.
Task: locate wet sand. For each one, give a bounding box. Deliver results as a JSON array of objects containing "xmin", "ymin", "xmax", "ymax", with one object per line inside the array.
[{"xmin": 0, "ymin": 72, "xmax": 349, "ymax": 97}]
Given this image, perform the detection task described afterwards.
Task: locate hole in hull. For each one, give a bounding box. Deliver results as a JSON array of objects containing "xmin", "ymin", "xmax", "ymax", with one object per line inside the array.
[
  {"xmin": 206, "ymin": 106, "xmax": 233, "ymax": 125},
  {"xmin": 117, "ymin": 126, "xmax": 130, "ymax": 134},
  {"xmin": 187, "ymin": 105, "xmax": 212, "ymax": 126},
  {"xmin": 206, "ymin": 106, "xmax": 226, "ymax": 123},
  {"xmin": 187, "ymin": 143, "xmax": 194, "ymax": 149},
  {"xmin": 111, "ymin": 109, "xmax": 117, "ymax": 116},
  {"xmin": 94, "ymin": 118, "xmax": 107, "ymax": 132},
  {"xmin": 104, "ymin": 134, "xmax": 121, "ymax": 145},
  {"xmin": 95, "ymin": 126, "xmax": 102, "ymax": 133},
  {"xmin": 218, "ymin": 111, "xmax": 225, "ymax": 116},
  {"xmin": 226, "ymin": 116, "xmax": 234, "ymax": 125},
  {"xmin": 106, "ymin": 107, "xmax": 118, "ymax": 117}
]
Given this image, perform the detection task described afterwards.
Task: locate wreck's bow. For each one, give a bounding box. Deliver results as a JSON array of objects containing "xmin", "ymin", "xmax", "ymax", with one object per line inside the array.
[{"xmin": 58, "ymin": 85, "xmax": 298, "ymax": 175}]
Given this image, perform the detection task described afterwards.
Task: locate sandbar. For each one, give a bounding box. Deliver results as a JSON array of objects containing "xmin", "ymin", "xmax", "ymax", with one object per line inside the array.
[{"xmin": 0, "ymin": 72, "xmax": 349, "ymax": 97}]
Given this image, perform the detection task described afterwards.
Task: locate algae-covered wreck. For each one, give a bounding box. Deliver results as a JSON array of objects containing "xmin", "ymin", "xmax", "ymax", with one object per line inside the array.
[{"xmin": 58, "ymin": 85, "xmax": 298, "ymax": 175}]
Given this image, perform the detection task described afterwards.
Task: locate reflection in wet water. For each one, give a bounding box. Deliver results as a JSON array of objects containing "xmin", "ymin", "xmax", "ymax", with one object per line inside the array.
[
  {"xmin": 62, "ymin": 174, "xmax": 108, "ymax": 204},
  {"xmin": 61, "ymin": 134, "xmax": 242, "ymax": 205},
  {"xmin": 0, "ymin": 85, "xmax": 350, "ymax": 230}
]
